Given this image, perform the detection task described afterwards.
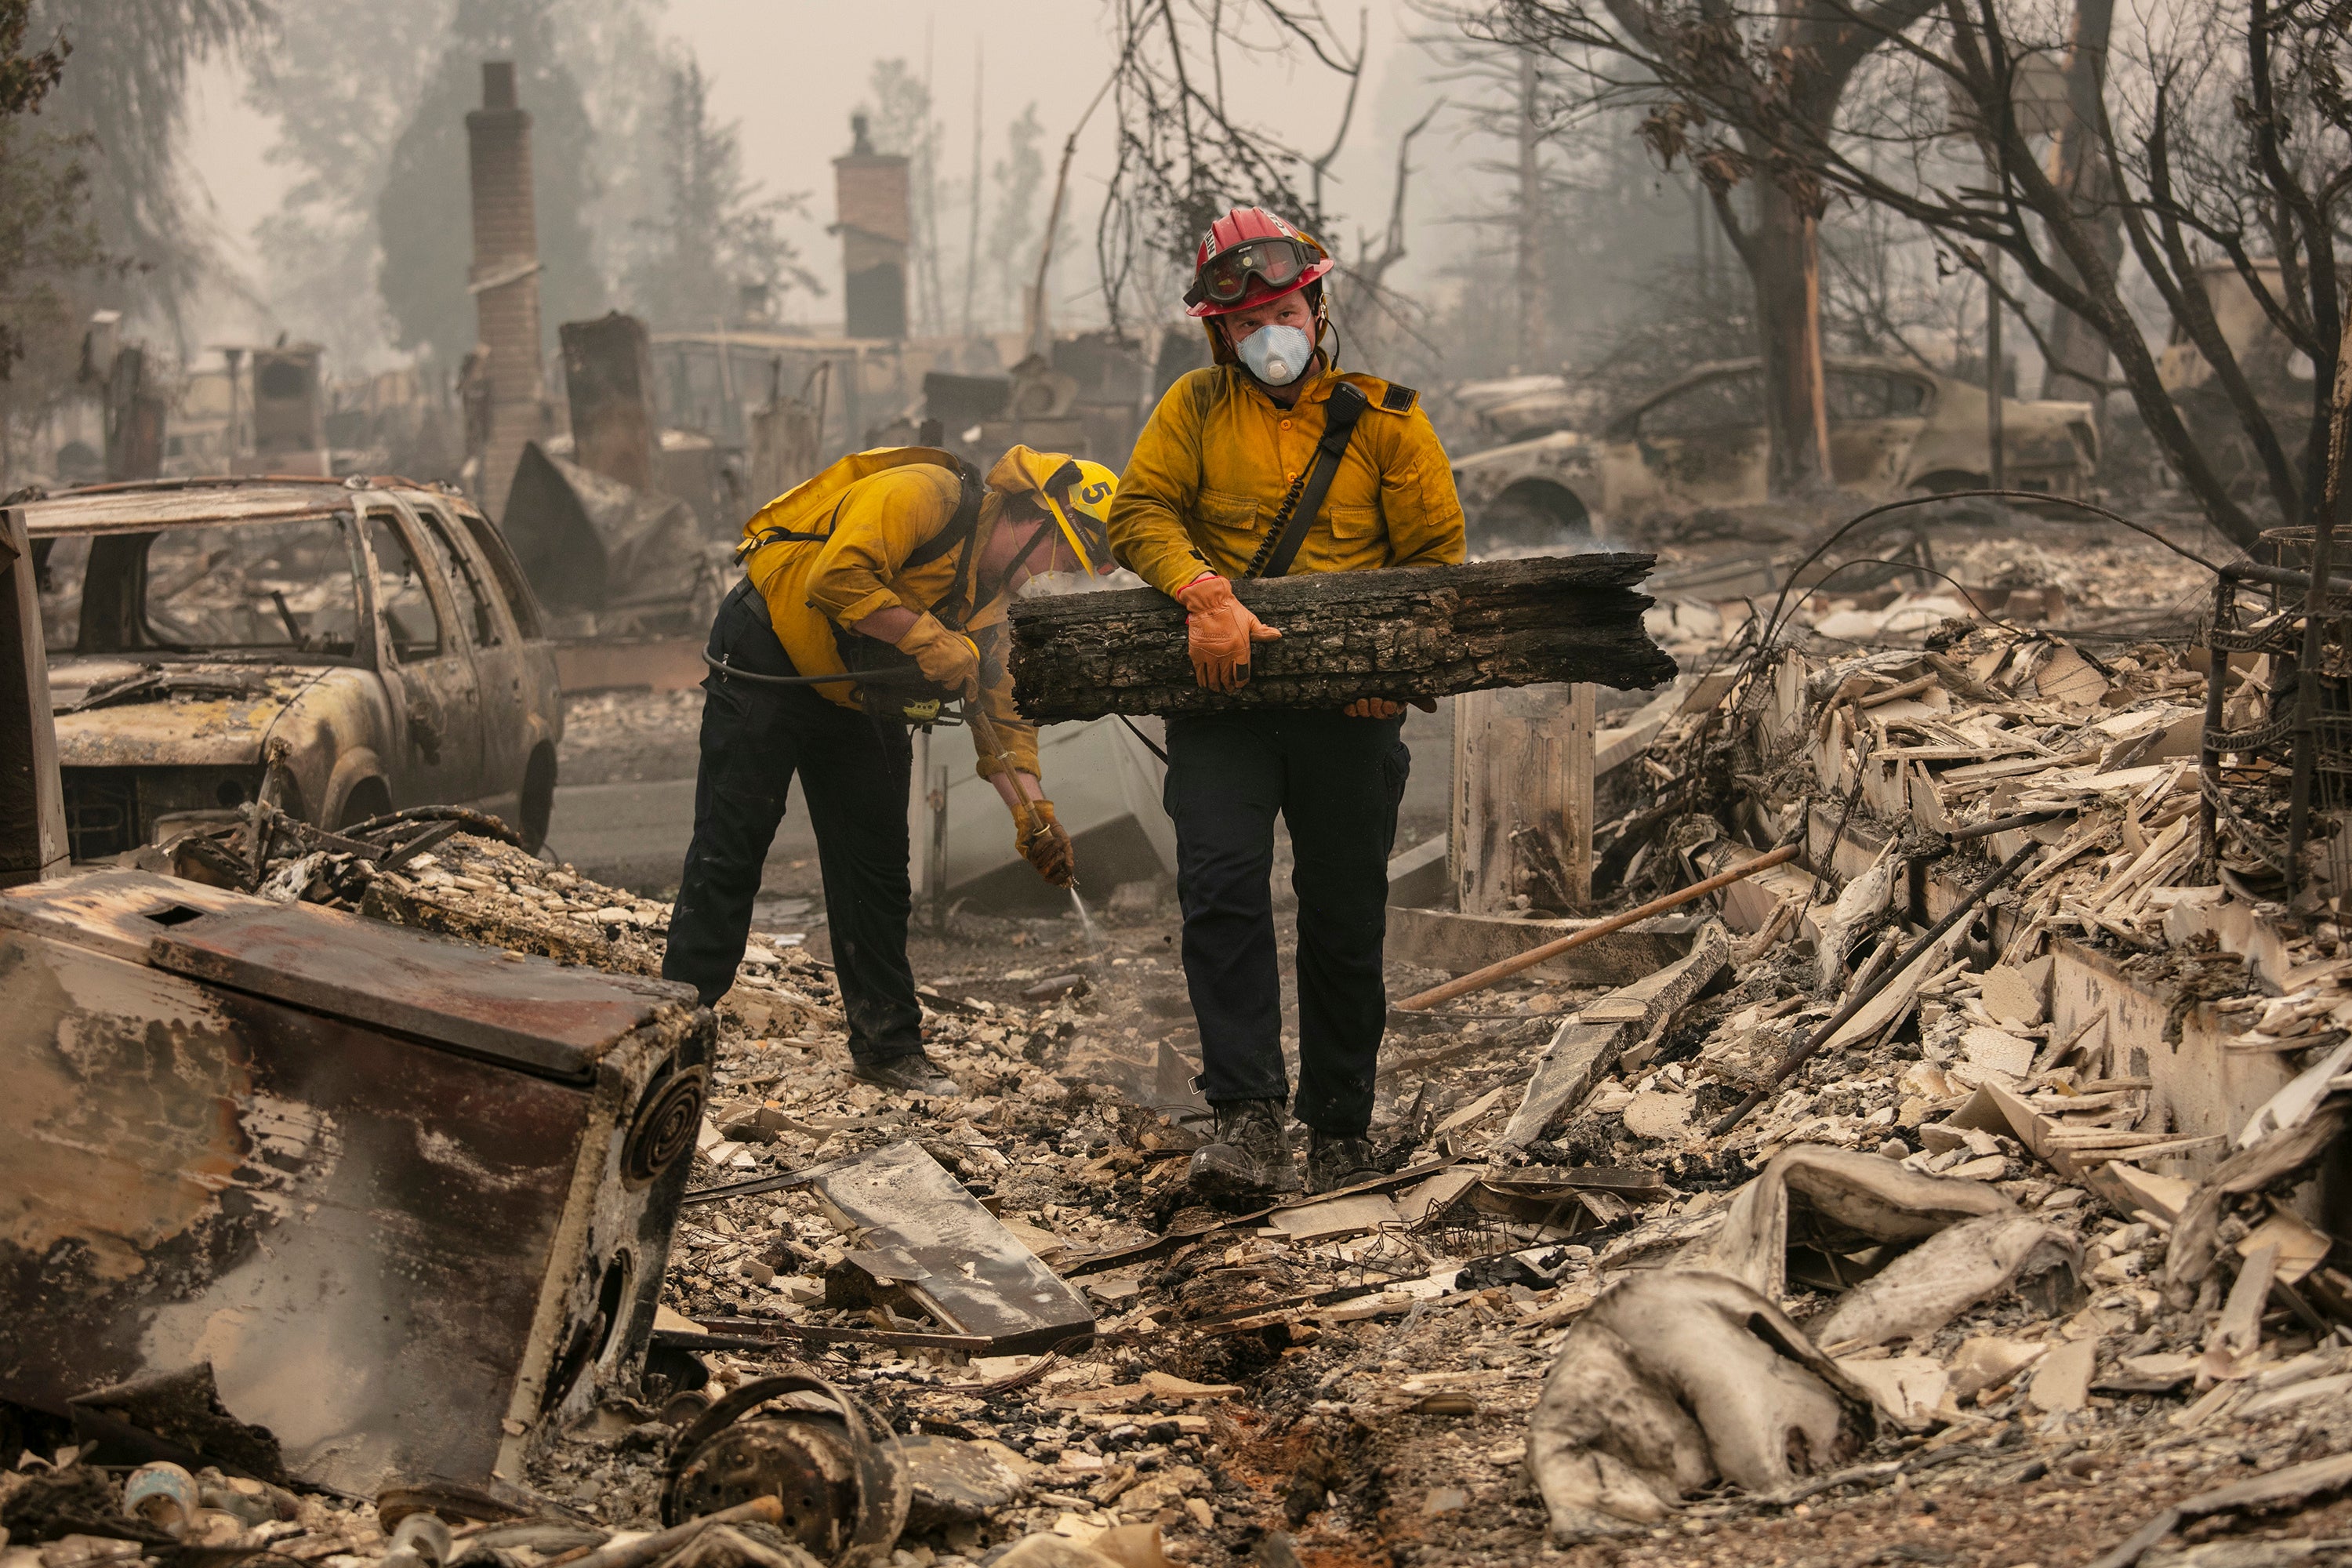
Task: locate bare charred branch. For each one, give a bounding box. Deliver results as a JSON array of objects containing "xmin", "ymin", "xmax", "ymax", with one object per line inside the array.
[{"xmin": 1096, "ymin": 0, "xmax": 1365, "ymax": 333}]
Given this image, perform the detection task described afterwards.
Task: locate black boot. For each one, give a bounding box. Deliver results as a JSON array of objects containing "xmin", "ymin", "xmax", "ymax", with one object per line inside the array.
[
  {"xmin": 1187, "ymin": 1099, "xmax": 1301, "ymax": 1197},
  {"xmin": 1303, "ymin": 1131, "xmax": 1381, "ymax": 1195},
  {"xmin": 850, "ymin": 1051, "xmax": 964, "ymax": 1098}
]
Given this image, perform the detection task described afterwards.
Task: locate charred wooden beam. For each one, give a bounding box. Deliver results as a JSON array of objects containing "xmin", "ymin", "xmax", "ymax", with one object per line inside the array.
[{"xmin": 1007, "ymin": 554, "xmax": 1675, "ymax": 724}]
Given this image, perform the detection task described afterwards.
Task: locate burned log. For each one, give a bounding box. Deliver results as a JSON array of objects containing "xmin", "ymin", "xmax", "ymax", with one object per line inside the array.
[{"xmin": 1008, "ymin": 554, "xmax": 1675, "ymax": 723}]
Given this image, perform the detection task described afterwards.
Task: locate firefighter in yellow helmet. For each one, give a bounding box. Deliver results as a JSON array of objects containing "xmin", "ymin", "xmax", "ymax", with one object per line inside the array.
[
  {"xmin": 664, "ymin": 445, "xmax": 1118, "ymax": 1097},
  {"xmin": 1107, "ymin": 207, "xmax": 1466, "ymax": 1194}
]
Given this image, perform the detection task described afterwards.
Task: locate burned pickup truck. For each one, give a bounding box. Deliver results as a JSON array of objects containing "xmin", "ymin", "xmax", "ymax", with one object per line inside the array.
[{"xmin": 20, "ymin": 477, "xmax": 564, "ymax": 858}]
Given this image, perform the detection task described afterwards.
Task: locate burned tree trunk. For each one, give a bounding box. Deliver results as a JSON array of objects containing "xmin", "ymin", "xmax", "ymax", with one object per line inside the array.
[
  {"xmin": 1750, "ymin": 185, "xmax": 1834, "ymax": 497},
  {"xmin": 1008, "ymin": 554, "xmax": 1675, "ymax": 724}
]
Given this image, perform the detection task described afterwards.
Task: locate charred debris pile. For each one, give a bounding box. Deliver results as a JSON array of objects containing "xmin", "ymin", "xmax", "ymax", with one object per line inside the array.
[{"xmin": 16, "ymin": 533, "xmax": 2352, "ymax": 1567}]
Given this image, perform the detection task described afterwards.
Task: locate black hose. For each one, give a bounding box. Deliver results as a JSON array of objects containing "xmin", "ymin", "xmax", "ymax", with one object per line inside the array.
[
  {"xmin": 700, "ymin": 651, "xmax": 932, "ymax": 687},
  {"xmin": 1758, "ymin": 489, "xmax": 2230, "ymax": 651}
]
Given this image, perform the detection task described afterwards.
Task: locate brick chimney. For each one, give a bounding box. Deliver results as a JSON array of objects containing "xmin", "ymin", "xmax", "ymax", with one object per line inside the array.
[
  {"xmin": 466, "ymin": 60, "xmax": 550, "ymax": 520},
  {"xmin": 833, "ymin": 113, "xmax": 909, "ymax": 340}
]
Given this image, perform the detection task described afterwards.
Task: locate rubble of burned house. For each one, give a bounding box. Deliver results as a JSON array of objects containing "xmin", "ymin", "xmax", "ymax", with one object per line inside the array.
[{"xmin": 13, "ymin": 520, "xmax": 2352, "ymax": 1568}]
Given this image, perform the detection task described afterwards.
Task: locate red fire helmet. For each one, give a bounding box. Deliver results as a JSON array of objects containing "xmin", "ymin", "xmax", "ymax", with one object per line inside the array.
[{"xmin": 1183, "ymin": 207, "xmax": 1336, "ymax": 318}]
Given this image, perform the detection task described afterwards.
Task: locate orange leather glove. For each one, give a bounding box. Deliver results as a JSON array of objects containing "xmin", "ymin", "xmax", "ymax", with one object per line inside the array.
[
  {"xmin": 893, "ymin": 613, "xmax": 982, "ymax": 699},
  {"xmin": 1015, "ymin": 799, "xmax": 1076, "ymax": 887},
  {"xmin": 1174, "ymin": 574, "xmax": 1280, "ymax": 694}
]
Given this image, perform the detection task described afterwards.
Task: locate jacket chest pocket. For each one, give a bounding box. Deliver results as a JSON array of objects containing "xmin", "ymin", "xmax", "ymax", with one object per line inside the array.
[
  {"xmin": 1325, "ymin": 502, "xmax": 1381, "ymax": 540},
  {"xmin": 1195, "ymin": 488, "xmax": 1264, "ymax": 544}
]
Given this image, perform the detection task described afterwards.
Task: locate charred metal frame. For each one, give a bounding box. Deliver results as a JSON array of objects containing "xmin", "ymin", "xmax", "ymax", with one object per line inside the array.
[
  {"xmin": 0, "ymin": 869, "xmax": 708, "ymax": 1498},
  {"xmin": 0, "ymin": 508, "xmax": 67, "ymax": 885}
]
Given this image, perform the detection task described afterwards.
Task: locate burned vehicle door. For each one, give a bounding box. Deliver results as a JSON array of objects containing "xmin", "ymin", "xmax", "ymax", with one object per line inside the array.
[
  {"xmin": 1824, "ymin": 368, "xmax": 1933, "ymax": 491},
  {"xmin": 1612, "ymin": 368, "xmax": 1769, "ymax": 509},
  {"xmin": 361, "ymin": 509, "xmax": 485, "ymax": 803},
  {"xmin": 450, "ymin": 505, "xmax": 563, "ymax": 847},
  {"xmin": 409, "ymin": 500, "xmax": 524, "ymax": 804}
]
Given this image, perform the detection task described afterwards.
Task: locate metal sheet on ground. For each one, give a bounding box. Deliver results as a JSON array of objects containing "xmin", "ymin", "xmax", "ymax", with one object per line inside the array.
[{"xmin": 796, "ymin": 1140, "xmax": 1097, "ymax": 1355}]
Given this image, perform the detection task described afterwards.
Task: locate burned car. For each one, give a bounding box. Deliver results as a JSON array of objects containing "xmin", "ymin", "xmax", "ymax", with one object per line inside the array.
[
  {"xmin": 1452, "ymin": 357, "xmax": 2099, "ymax": 552},
  {"xmin": 2157, "ymin": 260, "xmax": 2317, "ymax": 503},
  {"xmin": 20, "ymin": 477, "xmax": 563, "ymax": 858}
]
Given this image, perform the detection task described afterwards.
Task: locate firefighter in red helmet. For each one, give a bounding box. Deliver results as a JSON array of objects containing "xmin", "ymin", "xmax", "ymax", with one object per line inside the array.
[{"xmin": 1107, "ymin": 207, "xmax": 1467, "ymax": 1198}]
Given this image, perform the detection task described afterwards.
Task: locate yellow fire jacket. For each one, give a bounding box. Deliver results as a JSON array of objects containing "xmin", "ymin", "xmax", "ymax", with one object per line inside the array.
[
  {"xmin": 738, "ymin": 448, "xmax": 1040, "ymax": 780},
  {"xmin": 1106, "ymin": 364, "xmax": 1466, "ymax": 597}
]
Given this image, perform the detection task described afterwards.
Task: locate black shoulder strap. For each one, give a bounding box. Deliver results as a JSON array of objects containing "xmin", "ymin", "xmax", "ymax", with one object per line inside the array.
[
  {"xmin": 741, "ymin": 456, "xmax": 982, "ymax": 561},
  {"xmin": 903, "ymin": 458, "xmax": 984, "ymax": 572},
  {"xmin": 908, "ymin": 459, "xmax": 986, "ymax": 630},
  {"xmin": 1243, "ymin": 381, "xmax": 1372, "ymax": 580},
  {"xmin": 741, "ymin": 502, "xmax": 840, "ymax": 554}
]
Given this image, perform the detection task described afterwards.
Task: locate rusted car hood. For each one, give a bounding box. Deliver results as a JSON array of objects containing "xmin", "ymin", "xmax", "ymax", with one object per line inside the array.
[{"xmin": 48, "ymin": 658, "xmax": 352, "ymax": 768}]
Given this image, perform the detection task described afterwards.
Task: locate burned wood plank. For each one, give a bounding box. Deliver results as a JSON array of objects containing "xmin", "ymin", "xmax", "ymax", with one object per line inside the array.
[
  {"xmin": 1482, "ymin": 1167, "xmax": 1671, "ymax": 1200},
  {"xmin": 655, "ymin": 1324, "xmax": 996, "ymax": 1354},
  {"xmin": 1490, "ymin": 924, "xmax": 1730, "ymax": 1161},
  {"xmin": 1061, "ymin": 1158, "xmax": 1461, "ymax": 1276},
  {"xmin": 1007, "ymin": 555, "xmax": 1675, "ymax": 723},
  {"xmin": 1385, "ymin": 909, "xmax": 1698, "ymax": 989}
]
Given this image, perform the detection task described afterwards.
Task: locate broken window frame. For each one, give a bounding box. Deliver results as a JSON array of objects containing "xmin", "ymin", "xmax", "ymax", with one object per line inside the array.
[
  {"xmin": 1631, "ymin": 368, "xmax": 1769, "ymax": 439},
  {"xmin": 1824, "ymin": 368, "xmax": 1934, "ymax": 423},
  {"xmin": 361, "ymin": 508, "xmax": 449, "ymax": 666},
  {"xmin": 412, "ymin": 502, "xmax": 506, "ymax": 651},
  {"xmin": 32, "ymin": 510, "xmax": 371, "ymax": 666},
  {"xmin": 451, "ymin": 506, "xmax": 546, "ymax": 641}
]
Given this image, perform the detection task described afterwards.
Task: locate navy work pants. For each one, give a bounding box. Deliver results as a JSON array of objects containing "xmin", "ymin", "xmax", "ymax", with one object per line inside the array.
[
  {"xmin": 662, "ymin": 581, "xmax": 923, "ymax": 1064},
  {"xmin": 1164, "ymin": 708, "xmax": 1408, "ymax": 1135}
]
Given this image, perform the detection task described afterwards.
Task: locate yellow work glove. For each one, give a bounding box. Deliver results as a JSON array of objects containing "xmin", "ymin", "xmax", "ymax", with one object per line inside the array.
[
  {"xmin": 1015, "ymin": 798, "xmax": 1076, "ymax": 887},
  {"xmin": 893, "ymin": 613, "xmax": 982, "ymax": 699},
  {"xmin": 1174, "ymin": 574, "xmax": 1281, "ymax": 694}
]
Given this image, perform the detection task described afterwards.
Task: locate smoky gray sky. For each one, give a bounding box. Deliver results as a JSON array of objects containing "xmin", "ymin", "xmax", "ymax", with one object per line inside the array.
[{"xmin": 181, "ymin": 0, "xmax": 1481, "ymax": 358}]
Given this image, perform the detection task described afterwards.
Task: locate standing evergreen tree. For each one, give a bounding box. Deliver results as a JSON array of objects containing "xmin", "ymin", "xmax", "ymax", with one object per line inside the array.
[
  {"xmin": 376, "ymin": 0, "xmax": 603, "ymax": 369},
  {"xmin": 0, "ymin": 0, "xmax": 104, "ymax": 475},
  {"xmin": 622, "ymin": 60, "xmax": 817, "ymax": 329},
  {"xmin": 30, "ymin": 0, "xmax": 263, "ymax": 343},
  {"xmin": 554, "ymin": 0, "xmax": 673, "ymax": 310},
  {"xmin": 244, "ymin": 0, "xmax": 456, "ymax": 367},
  {"xmin": 986, "ymin": 105, "xmax": 1042, "ymax": 333}
]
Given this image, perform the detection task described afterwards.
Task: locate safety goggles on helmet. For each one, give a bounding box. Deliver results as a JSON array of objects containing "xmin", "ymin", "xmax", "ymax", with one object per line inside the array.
[{"xmin": 1185, "ymin": 236, "xmax": 1319, "ymax": 310}]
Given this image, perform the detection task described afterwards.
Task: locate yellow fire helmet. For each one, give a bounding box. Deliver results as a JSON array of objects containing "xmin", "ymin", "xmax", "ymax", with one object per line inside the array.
[{"xmin": 987, "ymin": 445, "xmax": 1119, "ymax": 576}]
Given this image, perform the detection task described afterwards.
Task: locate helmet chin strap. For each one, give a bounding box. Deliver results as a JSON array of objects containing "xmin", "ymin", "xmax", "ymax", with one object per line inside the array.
[
  {"xmin": 1038, "ymin": 492, "xmax": 1103, "ymax": 576},
  {"xmin": 991, "ymin": 498, "xmax": 1080, "ymax": 597},
  {"xmin": 1000, "ymin": 511, "xmax": 1054, "ymax": 579}
]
